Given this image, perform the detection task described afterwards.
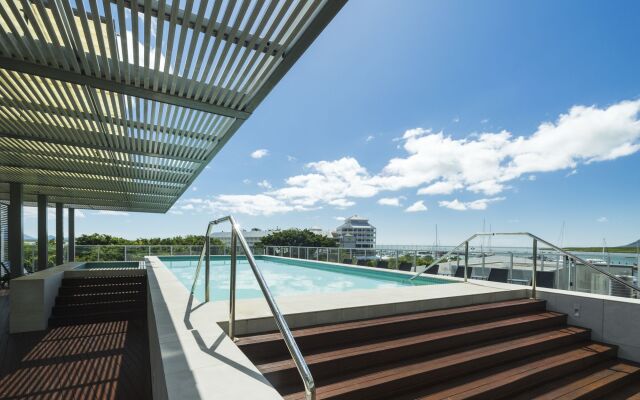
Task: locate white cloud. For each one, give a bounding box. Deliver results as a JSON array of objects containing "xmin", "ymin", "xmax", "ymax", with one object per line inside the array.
[
  {"xmin": 566, "ymin": 169, "xmax": 578, "ymax": 177},
  {"xmin": 287, "ymin": 155, "xmax": 297, "ymax": 162},
  {"xmin": 250, "ymin": 149, "xmax": 269, "ymax": 159},
  {"xmin": 439, "ymin": 197, "xmax": 505, "ymax": 211},
  {"xmin": 96, "ymin": 210, "xmax": 130, "ymax": 216},
  {"xmin": 453, "ymin": 117, "xmax": 460, "ymax": 123},
  {"xmin": 333, "ymin": 216, "xmax": 346, "ymax": 221},
  {"xmin": 597, "ymin": 216, "xmax": 608, "ymax": 223},
  {"xmin": 191, "ymin": 186, "xmax": 198, "ymax": 191},
  {"xmin": 417, "ymin": 180, "xmax": 463, "ymax": 195},
  {"xmin": 170, "ymin": 99, "xmax": 640, "ymax": 216},
  {"xmin": 242, "ymin": 179, "xmax": 251, "ymax": 184},
  {"xmin": 75, "ymin": 210, "xmax": 86, "ymax": 218},
  {"xmin": 365, "ymin": 135, "xmax": 375, "ymax": 142},
  {"xmin": 377, "ymin": 197, "xmax": 404, "ymax": 206},
  {"xmin": 405, "ymin": 200, "xmax": 427, "ymax": 212},
  {"xmin": 481, "ymin": 118, "xmax": 490, "ymax": 124},
  {"xmin": 257, "ymin": 180, "xmax": 272, "ymax": 189}
]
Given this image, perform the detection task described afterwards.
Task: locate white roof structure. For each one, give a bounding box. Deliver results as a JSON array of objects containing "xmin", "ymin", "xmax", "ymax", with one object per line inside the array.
[{"xmin": 0, "ymin": 0, "xmax": 346, "ymax": 212}]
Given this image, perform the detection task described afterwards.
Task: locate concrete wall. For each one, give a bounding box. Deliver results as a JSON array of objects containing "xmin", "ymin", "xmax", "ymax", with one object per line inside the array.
[
  {"xmin": 10, "ymin": 262, "xmax": 83, "ymax": 333},
  {"xmin": 537, "ymin": 288, "xmax": 640, "ymax": 362},
  {"xmin": 10, "ymin": 263, "xmax": 145, "ymax": 333}
]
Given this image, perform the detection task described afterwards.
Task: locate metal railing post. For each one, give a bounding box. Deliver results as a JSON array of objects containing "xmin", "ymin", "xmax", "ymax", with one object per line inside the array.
[
  {"xmin": 532, "ymin": 239, "xmax": 538, "ymax": 299},
  {"xmin": 509, "ymin": 252, "xmax": 514, "ymax": 282},
  {"xmin": 97, "ymin": 245, "xmax": 100, "ymax": 261},
  {"xmin": 229, "ymin": 230, "xmax": 237, "ymax": 340},
  {"xmin": 205, "ymin": 235, "xmax": 210, "ymax": 302},
  {"xmin": 464, "ymin": 241, "xmax": 469, "ymax": 282},
  {"xmin": 124, "ymin": 245, "xmax": 127, "ymax": 261}
]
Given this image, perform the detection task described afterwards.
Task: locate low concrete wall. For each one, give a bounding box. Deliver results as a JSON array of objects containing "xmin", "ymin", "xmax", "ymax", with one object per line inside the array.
[
  {"xmin": 537, "ymin": 288, "xmax": 640, "ymax": 362},
  {"xmin": 10, "ymin": 262, "xmax": 83, "ymax": 333},
  {"xmin": 10, "ymin": 263, "xmax": 146, "ymax": 333}
]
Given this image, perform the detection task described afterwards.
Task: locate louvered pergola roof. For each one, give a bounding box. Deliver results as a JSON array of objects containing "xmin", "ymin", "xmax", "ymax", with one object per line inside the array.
[{"xmin": 0, "ymin": 0, "xmax": 345, "ymax": 212}]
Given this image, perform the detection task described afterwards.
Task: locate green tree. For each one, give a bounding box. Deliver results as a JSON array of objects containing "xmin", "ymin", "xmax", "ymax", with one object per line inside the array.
[
  {"xmin": 260, "ymin": 229, "xmax": 337, "ymax": 247},
  {"xmin": 75, "ymin": 233, "xmax": 223, "ymax": 246}
]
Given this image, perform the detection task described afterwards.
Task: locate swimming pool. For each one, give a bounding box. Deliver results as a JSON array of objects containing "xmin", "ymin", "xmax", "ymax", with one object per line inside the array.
[{"xmin": 160, "ymin": 256, "xmax": 452, "ymax": 302}]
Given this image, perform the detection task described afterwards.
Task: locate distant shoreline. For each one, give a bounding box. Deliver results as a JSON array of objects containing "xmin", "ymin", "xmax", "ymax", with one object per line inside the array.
[{"xmin": 564, "ymin": 247, "xmax": 639, "ymax": 254}]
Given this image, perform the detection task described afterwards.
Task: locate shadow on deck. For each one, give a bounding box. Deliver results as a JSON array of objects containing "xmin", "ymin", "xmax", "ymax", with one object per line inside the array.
[{"xmin": 0, "ymin": 290, "xmax": 151, "ymax": 399}]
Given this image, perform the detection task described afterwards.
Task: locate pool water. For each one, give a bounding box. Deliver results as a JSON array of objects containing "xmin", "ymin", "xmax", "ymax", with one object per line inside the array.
[{"xmin": 160, "ymin": 256, "xmax": 451, "ymax": 302}]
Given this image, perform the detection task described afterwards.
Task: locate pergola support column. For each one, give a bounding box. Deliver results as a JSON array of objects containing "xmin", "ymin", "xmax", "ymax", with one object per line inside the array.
[
  {"xmin": 37, "ymin": 194, "xmax": 48, "ymax": 271},
  {"xmin": 56, "ymin": 203, "xmax": 64, "ymax": 265},
  {"xmin": 68, "ymin": 208, "xmax": 75, "ymax": 262},
  {"xmin": 8, "ymin": 182, "xmax": 24, "ymax": 277}
]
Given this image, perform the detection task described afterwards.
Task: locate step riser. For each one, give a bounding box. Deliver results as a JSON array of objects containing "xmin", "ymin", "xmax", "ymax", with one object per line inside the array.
[
  {"xmin": 241, "ymin": 301, "xmax": 547, "ymax": 362},
  {"xmin": 49, "ymin": 310, "xmax": 145, "ymax": 327},
  {"xmin": 564, "ymin": 371, "xmax": 640, "ymax": 400},
  {"xmin": 265, "ymin": 315, "xmax": 568, "ymax": 388},
  {"xmin": 318, "ymin": 330, "xmax": 592, "ymax": 400},
  {"xmin": 52, "ymin": 301, "xmax": 144, "ymax": 316},
  {"xmin": 62, "ymin": 277, "xmax": 145, "ymax": 286},
  {"xmin": 452, "ymin": 349, "xmax": 618, "ymax": 400},
  {"xmin": 56, "ymin": 293, "xmax": 145, "ymax": 305},
  {"xmin": 59, "ymin": 284, "xmax": 145, "ymax": 296}
]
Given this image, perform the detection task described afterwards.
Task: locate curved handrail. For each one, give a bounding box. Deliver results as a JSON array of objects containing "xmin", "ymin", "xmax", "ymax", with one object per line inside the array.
[
  {"xmin": 190, "ymin": 216, "xmax": 316, "ymax": 400},
  {"xmin": 410, "ymin": 232, "xmax": 640, "ymax": 296}
]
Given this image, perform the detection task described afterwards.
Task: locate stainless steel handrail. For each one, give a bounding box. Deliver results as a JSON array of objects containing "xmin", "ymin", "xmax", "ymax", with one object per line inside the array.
[
  {"xmin": 409, "ymin": 232, "xmax": 640, "ymax": 298},
  {"xmin": 190, "ymin": 216, "xmax": 316, "ymax": 400}
]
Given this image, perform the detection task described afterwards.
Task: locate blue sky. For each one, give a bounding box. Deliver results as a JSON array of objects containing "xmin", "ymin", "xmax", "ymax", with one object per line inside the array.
[{"xmin": 25, "ymin": 0, "xmax": 640, "ymax": 246}]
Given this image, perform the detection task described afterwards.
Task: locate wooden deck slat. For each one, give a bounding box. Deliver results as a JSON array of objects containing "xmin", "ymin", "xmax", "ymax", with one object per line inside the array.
[
  {"xmin": 259, "ymin": 312, "xmax": 569, "ymax": 388},
  {"xmin": 0, "ymin": 289, "xmax": 151, "ymax": 400},
  {"xmin": 282, "ymin": 327, "xmax": 590, "ymax": 399}
]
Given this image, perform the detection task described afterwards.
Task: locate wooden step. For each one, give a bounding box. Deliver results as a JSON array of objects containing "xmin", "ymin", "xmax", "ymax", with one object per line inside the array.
[
  {"xmin": 62, "ymin": 276, "xmax": 145, "ymax": 286},
  {"xmin": 607, "ymin": 381, "xmax": 640, "ymax": 400},
  {"xmin": 399, "ymin": 344, "xmax": 618, "ymax": 399},
  {"xmin": 56, "ymin": 291, "xmax": 145, "ymax": 305},
  {"xmin": 58, "ymin": 281, "xmax": 144, "ymax": 295},
  {"xmin": 48, "ymin": 308, "xmax": 146, "ymax": 326},
  {"xmin": 260, "ymin": 312, "xmax": 567, "ymax": 388},
  {"xmin": 510, "ymin": 360, "xmax": 640, "ymax": 400},
  {"xmin": 281, "ymin": 326, "xmax": 591, "ymax": 399},
  {"xmin": 237, "ymin": 299, "xmax": 546, "ymax": 362},
  {"xmin": 52, "ymin": 299, "xmax": 144, "ymax": 316}
]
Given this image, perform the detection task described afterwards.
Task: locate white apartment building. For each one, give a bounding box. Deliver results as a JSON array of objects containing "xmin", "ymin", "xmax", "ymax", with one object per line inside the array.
[{"xmin": 335, "ymin": 215, "xmax": 376, "ymax": 249}]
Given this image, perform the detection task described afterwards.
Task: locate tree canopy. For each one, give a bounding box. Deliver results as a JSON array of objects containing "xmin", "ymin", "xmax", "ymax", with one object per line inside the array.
[
  {"xmin": 260, "ymin": 229, "xmax": 337, "ymax": 247},
  {"xmin": 75, "ymin": 233, "xmax": 223, "ymax": 246}
]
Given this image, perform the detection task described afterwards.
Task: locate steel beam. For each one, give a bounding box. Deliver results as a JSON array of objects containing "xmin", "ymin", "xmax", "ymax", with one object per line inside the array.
[
  {"xmin": 55, "ymin": 203, "xmax": 64, "ymax": 265},
  {"xmin": 37, "ymin": 194, "xmax": 48, "ymax": 271},
  {"xmin": 68, "ymin": 208, "xmax": 75, "ymax": 262},
  {"xmin": 8, "ymin": 182, "xmax": 23, "ymax": 276}
]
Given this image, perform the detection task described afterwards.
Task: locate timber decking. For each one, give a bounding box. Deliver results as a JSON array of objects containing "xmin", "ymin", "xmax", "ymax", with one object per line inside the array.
[
  {"xmin": 0, "ymin": 281, "xmax": 151, "ymax": 399},
  {"xmin": 237, "ymin": 298, "xmax": 640, "ymax": 400}
]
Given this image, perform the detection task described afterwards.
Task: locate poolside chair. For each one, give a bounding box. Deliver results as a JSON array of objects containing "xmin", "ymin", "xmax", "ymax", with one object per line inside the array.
[
  {"xmin": 1, "ymin": 261, "xmax": 11, "ymax": 289},
  {"xmin": 424, "ymin": 264, "xmax": 439, "ymax": 275},
  {"xmin": 455, "ymin": 266, "xmax": 474, "ymax": 279},
  {"xmin": 377, "ymin": 260, "xmax": 389, "ymax": 269},
  {"xmin": 357, "ymin": 259, "xmax": 369, "ymax": 267},
  {"xmin": 487, "ymin": 268, "xmax": 509, "ymax": 283},
  {"xmin": 342, "ymin": 258, "xmax": 353, "ymax": 265},
  {"xmin": 531, "ymin": 270, "xmax": 555, "ymax": 289},
  {"xmin": 398, "ymin": 262, "xmax": 413, "ymax": 272}
]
